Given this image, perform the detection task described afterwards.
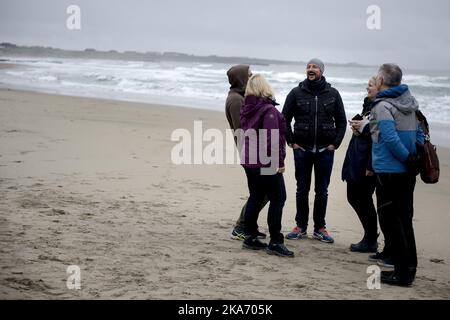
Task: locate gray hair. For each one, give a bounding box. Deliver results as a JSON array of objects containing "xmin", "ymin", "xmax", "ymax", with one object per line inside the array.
[{"xmin": 378, "ymin": 63, "xmax": 402, "ymax": 87}]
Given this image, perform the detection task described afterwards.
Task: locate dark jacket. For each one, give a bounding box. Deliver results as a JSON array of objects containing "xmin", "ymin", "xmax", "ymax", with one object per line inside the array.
[
  {"xmin": 225, "ymin": 65, "xmax": 249, "ymax": 131},
  {"xmin": 282, "ymin": 77, "xmax": 347, "ymax": 150},
  {"xmin": 240, "ymin": 96, "xmax": 286, "ymax": 169},
  {"xmin": 342, "ymin": 97, "xmax": 373, "ymax": 183}
]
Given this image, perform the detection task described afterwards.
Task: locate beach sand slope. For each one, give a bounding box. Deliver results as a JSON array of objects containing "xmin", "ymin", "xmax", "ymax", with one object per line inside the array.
[{"xmin": 0, "ymin": 89, "xmax": 449, "ymax": 299}]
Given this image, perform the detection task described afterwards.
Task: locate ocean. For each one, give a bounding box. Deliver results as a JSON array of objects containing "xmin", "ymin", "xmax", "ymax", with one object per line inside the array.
[{"xmin": 1, "ymin": 56, "xmax": 449, "ymax": 146}]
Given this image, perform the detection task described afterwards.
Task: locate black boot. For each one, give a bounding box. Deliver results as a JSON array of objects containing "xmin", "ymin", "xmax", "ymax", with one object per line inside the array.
[
  {"xmin": 381, "ymin": 270, "xmax": 414, "ymax": 287},
  {"xmin": 266, "ymin": 242, "xmax": 294, "ymax": 257},
  {"xmin": 243, "ymin": 236, "xmax": 267, "ymax": 250},
  {"xmin": 350, "ymin": 234, "xmax": 378, "ymax": 253}
]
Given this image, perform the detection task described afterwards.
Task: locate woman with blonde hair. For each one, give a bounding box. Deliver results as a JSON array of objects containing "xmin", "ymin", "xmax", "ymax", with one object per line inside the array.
[{"xmin": 239, "ymin": 74, "xmax": 294, "ymax": 257}]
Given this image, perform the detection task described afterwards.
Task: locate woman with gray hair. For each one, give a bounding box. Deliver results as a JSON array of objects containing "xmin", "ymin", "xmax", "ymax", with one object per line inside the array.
[{"xmin": 342, "ymin": 76, "xmax": 380, "ymax": 254}]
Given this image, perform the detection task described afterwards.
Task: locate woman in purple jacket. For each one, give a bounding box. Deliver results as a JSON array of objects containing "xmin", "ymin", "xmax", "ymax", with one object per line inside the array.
[{"xmin": 239, "ymin": 74, "xmax": 294, "ymax": 257}]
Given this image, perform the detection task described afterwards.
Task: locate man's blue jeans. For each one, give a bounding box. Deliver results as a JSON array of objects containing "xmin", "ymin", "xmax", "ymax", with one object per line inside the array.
[{"xmin": 293, "ymin": 148, "xmax": 334, "ymax": 231}]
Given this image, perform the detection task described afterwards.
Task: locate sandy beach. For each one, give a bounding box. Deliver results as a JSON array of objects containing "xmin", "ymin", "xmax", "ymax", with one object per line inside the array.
[{"xmin": 1, "ymin": 87, "xmax": 449, "ymax": 299}]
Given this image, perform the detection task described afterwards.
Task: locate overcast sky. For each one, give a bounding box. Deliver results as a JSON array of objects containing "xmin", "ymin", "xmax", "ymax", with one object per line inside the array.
[{"xmin": 1, "ymin": 0, "xmax": 449, "ymax": 69}]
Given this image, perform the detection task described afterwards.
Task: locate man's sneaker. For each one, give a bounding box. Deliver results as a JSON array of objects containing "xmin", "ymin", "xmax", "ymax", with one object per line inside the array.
[
  {"xmin": 313, "ymin": 228, "xmax": 334, "ymax": 243},
  {"xmin": 256, "ymin": 230, "xmax": 267, "ymax": 240},
  {"xmin": 242, "ymin": 237, "xmax": 268, "ymax": 250},
  {"xmin": 266, "ymin": 243, "xmax": 294, "ymax": 258},
  {"xmin": 381, "ymin": 271, "xmax": 413, "ymax": 287},
  {"xmin": 230, "ymin": 228, "xmax": 245, "ymax": 241},
  {"xmin": 377, "ymin": 257, "xmax": 395, "ymax": 268},
  {"xmin": 286, "ymin": 226, "xmax": 307, "ymax": 240}
]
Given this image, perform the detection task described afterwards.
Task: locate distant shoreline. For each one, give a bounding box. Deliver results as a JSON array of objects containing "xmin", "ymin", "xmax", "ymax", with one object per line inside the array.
[{"xmin": 0, "ymin": 43, "xmax": 375, "ymax": 68}]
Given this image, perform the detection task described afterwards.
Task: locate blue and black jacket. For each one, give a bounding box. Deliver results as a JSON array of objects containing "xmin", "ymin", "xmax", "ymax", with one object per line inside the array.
[{"xmin": 369, "ymin": 84, "xmax": 425, "ymax": 173}]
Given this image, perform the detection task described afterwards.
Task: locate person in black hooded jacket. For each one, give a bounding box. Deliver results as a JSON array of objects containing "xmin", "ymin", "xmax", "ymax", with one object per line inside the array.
[
  {"xmin": 283, "ymin": 59, "xmax": 347, "ymax": 244},
  {"xmin": 225, "ymin": 65, "xmax": 268, "ymax": 241},
  {"xmin": 342, "ymin": 76, "xmax": 379, "ymax": 253}
]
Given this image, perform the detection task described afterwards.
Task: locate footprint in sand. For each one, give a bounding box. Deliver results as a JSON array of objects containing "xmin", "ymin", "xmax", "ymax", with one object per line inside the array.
[
  {"xmin": 5, "ymin": 277, "xmax": 53, "ymax": 292},
  {"xmin": 43, "ymin": 209, "xmax": 66, "ymax": 216},
  {"xmin": 38, "ymin": 254, "xmax": 63, "ymax": 262},
  {"xmin": 430, "ymin": 258, "xmax": 445, "ymax": 264},
  {"xmin": 31, "ymin": 183, "xmax": 44, "ymax": 187},
  {"xmin": 19, "ymin": 199, "xmax": 50, "ymax": 209},
  {"xmin": 182, "ymin": 179, "xmax": 222, "ymax": 191}
]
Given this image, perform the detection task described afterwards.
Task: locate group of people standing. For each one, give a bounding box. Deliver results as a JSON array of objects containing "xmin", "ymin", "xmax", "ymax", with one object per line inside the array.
[{"xmin": 225, "ymin": 59, "xmax": 423, "ymax": 287}]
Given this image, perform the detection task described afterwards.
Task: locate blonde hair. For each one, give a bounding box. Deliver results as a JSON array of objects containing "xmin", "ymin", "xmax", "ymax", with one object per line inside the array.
[{"xmin": 245, "ymin": 74, "xmax": 275, "ymax": 100}]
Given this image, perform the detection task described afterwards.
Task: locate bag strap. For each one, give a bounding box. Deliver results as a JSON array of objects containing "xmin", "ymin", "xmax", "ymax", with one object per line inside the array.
[{"xmin": 415, "ymin": 110, "xmax": 430, "ymax": 141}]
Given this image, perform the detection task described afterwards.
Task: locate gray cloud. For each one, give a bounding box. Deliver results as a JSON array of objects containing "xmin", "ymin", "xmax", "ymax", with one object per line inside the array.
[{"xmin": 1, "ymin": 0, "xmax": 449, "ymax": 69}]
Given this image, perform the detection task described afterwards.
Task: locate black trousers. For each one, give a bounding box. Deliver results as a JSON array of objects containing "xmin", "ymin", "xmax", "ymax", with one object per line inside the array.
[
  {"xmin": 293, "ymin": 148, "xmax": 334, "ymax": 231},
  {"xmin": 376, "ymin": 173, "xmax": 417, "ymax": 277},
  {"xmin": 347, "ymin": 176, "xmax": 378, "ymax": 241},
  {"xmin": 243, "ymin": 167, "xmax": 286, "ymax": 244},
  {"xmin": 235, "ymin": 196, "xmax": 269, "ymax": 231}
]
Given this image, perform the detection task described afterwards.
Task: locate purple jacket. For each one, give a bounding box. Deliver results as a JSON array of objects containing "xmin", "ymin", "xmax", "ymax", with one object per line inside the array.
[{"xmin": 240, "ymin": 95, "xmax": 286, "ymax": 169}]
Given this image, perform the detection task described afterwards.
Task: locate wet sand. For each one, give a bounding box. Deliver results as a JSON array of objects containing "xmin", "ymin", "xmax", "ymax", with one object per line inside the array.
[{"xmin": 0, "ymin": 88, "xmax": 449, "ymax": 299}]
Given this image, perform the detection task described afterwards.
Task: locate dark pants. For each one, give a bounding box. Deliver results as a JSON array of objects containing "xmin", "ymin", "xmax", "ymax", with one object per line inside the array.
[
  {"xmin": 243, "ymin": 167, "xmax": 286, "ymax": 244},
  {"xmin": 235, "ymin": 197, "xmax": 269, "ymax": 231},
  {"xmin": 376, "ymin": 173, "xmax": 417, "ymax": 278},
  {"xmin": 347, "ymin": 177, "xmax": 378, "ymax": 241},
  {"xmin": 293, "ymin": 148, "xmax": 334, "ymax": 231}
]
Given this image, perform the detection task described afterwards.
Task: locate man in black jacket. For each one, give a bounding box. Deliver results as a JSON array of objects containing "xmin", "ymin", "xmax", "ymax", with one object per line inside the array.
[{"xmin": 282, "ymin": 58, "xmax": 347, "ymax": 243}]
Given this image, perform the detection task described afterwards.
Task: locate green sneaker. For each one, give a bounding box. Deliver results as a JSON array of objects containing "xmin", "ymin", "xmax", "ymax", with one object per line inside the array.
[{"xmin": 230, "ymin": 228, "xmax": 245, "ymax": 241}]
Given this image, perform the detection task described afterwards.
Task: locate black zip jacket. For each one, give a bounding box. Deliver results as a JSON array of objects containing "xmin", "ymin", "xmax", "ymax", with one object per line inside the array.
[
  {"xmin": 282, "ymin": 79, "xmax": 347, "ymax": 149},
  {"xmin": 342, "ymin": 98, "xmax": 374, "ymax": 183}
]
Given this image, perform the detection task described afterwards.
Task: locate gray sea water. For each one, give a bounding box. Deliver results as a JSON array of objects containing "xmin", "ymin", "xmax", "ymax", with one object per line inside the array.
[{"xmin": 1, "ymin": 56, "xmax": 449, "ymax": 146}]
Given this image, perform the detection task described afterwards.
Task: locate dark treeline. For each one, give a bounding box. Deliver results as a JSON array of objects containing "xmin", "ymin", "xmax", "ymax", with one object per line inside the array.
[{"xmin": 0, "ymin": 42, "xmax": 371, "ymax": 68}]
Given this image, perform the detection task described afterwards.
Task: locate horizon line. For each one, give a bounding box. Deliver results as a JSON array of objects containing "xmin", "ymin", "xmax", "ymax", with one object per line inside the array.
[{"xmin": 0, "ymin": 41, "xmax": 378, "ymax": 68}]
